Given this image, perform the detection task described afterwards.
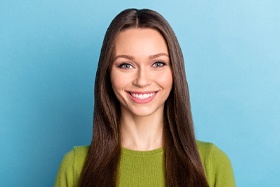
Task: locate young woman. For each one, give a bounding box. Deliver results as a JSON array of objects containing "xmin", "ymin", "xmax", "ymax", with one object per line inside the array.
[{"xmin": 55, "ymin": 8, "xmax": 235, "ymax": 187}]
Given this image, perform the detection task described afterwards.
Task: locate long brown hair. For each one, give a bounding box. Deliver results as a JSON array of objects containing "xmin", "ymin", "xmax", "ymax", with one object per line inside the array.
[{"xmin": 79, "ymin": 9, "xmax": 209, "ymax": 187}]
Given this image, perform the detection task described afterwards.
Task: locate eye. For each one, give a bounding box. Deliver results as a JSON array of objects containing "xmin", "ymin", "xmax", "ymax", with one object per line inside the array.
[
  {"xmin": 152, "ymin": 61, "xmax": 166, "ymax": 67},
  {"xmin": 118, "ymin": 63, "xmax": 133, "ymax": 69}
]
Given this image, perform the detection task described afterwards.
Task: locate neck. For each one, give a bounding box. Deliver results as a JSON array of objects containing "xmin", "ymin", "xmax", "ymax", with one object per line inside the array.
[{"xmin": 120, "ymin": 109, "xmax": 164, "ymax": 151}]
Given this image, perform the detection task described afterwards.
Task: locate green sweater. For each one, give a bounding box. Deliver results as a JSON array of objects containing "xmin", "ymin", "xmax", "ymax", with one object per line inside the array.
[{"xmin": 55, "ymin": 141, "xmax": 235, "ymax": 187}]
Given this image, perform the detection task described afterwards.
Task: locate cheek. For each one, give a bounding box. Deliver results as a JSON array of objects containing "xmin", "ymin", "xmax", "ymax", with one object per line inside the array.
[
  {"xmin": 110, "ymin": 71, "xmax": 128, "ymax": 93},
  {"xmin": 110, "ymin": 69, "xmax": 120, "ymax": 91},
  {"xmin": 110, "ymin": 77, "xmax": 121, "ymax": 92},
  {"xmin": 157, "ymin": 71, "xmax": 173, "ymax": 89},
  {"xmin": 111, "ymin": 67, "xmax": 133, "ymax": 91}
]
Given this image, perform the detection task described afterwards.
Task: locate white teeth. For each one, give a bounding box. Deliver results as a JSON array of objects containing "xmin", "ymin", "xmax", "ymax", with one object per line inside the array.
[{"xmin": 131, "ymin": 93, "xmax": 155, "ymax": 100}]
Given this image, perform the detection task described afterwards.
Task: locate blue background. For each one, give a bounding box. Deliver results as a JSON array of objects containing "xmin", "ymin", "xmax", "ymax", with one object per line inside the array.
[{"xmin": 1, "ymin": 1, "xmax": 279, "ymax": 186}]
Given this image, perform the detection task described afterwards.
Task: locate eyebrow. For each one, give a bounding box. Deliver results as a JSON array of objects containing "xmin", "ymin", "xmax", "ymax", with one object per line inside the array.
[
  {"xmin": 114, "ymin": 53, "xmax": 169, "ymax": 61},
  {"xmin": 149, "ymin": 53, "xmax": 169, "ymax": 59}
]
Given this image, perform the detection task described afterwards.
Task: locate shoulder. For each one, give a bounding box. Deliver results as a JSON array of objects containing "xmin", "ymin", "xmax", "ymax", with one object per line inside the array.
[
  {"xmin": 196, "ymin": 140, "xmax": 236, "ymax": 187},
  {"xmin": 55, "ymin": 146, "xmax": 89, "ymax": 187},
  {"xmin": 197, "ymin": 140, "xmax": 228, "ymax": 161},
  {"xmin": 62, "ymin": 145, "xmax": 89, "ymax": 170},
  {"xmin": 70, "ymin": 145, "xmax": 90, "ymax": 160}
]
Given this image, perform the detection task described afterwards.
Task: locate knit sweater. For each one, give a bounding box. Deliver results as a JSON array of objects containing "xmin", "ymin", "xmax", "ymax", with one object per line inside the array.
[{"xmin": 55, "ymin": 141, "xmax": 235, "ymax": 187}]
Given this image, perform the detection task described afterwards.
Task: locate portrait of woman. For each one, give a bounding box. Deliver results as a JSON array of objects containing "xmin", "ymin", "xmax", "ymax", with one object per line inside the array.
[
  {"xmin": 2, "ymin": 1, "xmax": 279, "ymax": 186},
  {"xmin": 55, "ymin": 8, "xmax": 235, "ymax": 187}
]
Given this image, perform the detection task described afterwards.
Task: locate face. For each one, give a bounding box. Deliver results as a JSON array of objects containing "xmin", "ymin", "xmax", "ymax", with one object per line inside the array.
[{"xmin": 110, "ymin": 28, "xmax": 173, "ymax": 118}]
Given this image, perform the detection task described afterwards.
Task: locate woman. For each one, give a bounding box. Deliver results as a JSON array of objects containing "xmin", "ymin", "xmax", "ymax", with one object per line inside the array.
[{"xmin": 55, "ymin": 8, "xmax": 235, "ymax": 187}]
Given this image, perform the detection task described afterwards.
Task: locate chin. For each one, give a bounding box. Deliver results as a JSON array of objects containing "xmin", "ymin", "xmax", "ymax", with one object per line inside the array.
[{"xmin": 130, "ymin": 107, "xmax": 162, "ymax": 118}]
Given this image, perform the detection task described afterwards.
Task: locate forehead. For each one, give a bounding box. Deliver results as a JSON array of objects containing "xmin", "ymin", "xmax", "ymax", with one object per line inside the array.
[{"xmin": 114, "ymin": 28, "xmax": 168, "ymax": 56}]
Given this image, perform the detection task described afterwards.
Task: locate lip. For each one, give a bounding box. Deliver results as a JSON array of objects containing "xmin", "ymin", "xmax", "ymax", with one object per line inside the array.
[{"xmin": 126, "ymin": 91, "xmax": 158, "ymax": 104}]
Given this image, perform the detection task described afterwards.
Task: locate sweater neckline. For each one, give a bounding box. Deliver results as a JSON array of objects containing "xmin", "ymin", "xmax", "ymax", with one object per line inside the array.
[{"xmin": 121, "ymin": 147, "xmax": 163, "ymax": 156}]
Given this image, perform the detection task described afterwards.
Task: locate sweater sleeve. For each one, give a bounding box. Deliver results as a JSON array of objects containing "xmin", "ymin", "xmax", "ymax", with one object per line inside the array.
[
  {"xmin": 207, "ymin": 144, "xmax": 236, "ymax": 187},
  {"xmin": 54, "ymin": 149, "xmax": 76, "ymax": 187}
]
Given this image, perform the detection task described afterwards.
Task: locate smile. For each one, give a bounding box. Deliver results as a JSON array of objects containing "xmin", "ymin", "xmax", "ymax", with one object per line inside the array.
[{"xmin": 130, "ymin": 92, "xmax": 156, "ymax": 100}]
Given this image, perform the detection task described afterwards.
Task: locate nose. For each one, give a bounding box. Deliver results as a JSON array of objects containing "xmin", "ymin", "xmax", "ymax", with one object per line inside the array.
[{"xmin": 132, "ymin": 67, "xmax": 152, "ymax": 87}]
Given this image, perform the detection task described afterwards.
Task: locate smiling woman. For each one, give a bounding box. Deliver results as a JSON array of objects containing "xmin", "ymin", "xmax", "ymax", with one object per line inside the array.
[{"xmin": 55, "ymin": 8, "xmax": 235, "ymax": 187}]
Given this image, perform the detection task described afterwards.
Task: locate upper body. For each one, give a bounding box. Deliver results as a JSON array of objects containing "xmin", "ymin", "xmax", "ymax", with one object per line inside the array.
[
  {"xmin": 55, "ymin": 141, "xmax": 235, "ymax": 187},
  {"xmin": 59, "ymin": 8, "xmax": 236, "ymax": 186}
]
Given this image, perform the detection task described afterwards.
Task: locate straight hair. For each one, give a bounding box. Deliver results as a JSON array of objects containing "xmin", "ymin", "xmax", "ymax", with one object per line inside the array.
[{"xmin": 79, "ymin": 8, "xmax": 209, "ymax": 187}]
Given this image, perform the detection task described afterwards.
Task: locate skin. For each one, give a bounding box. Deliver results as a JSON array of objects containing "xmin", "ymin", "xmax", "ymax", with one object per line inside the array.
[{"xmin": 110, "ymin": 28, "xmax": 173, "ymax": 151}]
